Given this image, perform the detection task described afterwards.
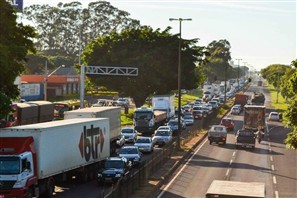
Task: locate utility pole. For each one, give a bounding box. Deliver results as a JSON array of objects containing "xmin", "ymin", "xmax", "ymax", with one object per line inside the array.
[{"xmin": 236, "ymin": 58, "xmax": 242, "ymax": 90}]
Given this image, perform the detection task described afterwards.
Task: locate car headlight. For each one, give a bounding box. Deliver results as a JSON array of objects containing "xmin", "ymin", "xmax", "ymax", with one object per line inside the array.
[
  {"xmin": 97, "ymin": 173, "xmax": 102, "ymax": 177},
  {"xmin": 115, "ymin": 174, "xmax": 121, "ymax": 177}
]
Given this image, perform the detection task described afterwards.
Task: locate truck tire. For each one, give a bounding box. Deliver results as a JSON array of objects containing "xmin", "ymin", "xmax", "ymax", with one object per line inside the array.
[
  {"xmin": 27, "ymin": 186, "xmax": 34, "ymax": 198},
  {"xmin": 44, "ymin": 177, "xmax": 55, "ymax": 197}
]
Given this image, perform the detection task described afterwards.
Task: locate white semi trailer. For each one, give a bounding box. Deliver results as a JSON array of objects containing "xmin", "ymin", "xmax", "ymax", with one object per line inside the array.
[
  {"xmin": 0, "ymin": 118, "xmax": 110, "ymax": 197},
  {"xmin": 64, "ymin": 106, "xmax": 121, "ymax": 154}
]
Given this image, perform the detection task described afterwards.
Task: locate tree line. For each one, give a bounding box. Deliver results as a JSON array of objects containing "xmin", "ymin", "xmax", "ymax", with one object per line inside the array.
[{"xmin": 2, "ymin": 0, "xmax": 295, "ymax": 148}]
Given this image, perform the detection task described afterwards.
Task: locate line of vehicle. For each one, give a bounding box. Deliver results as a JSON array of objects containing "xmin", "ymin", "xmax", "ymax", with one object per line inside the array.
[{"xmin": 157, "ymin": 138, "xmax": 208, "ymax": 198}]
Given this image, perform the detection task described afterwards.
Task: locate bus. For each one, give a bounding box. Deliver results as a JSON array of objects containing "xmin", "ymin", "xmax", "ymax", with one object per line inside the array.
[{"xmin": 53, "ymin": 99, "xmax": 88, "ymax": 120}]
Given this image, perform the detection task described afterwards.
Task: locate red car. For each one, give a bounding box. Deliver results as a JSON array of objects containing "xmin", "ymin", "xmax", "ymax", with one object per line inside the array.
[{"xmin": 220, "ymin": 118, "xmax": 234, "ymax": 131}]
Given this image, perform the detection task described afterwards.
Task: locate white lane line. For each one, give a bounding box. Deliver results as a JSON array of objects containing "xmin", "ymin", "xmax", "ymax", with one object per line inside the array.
[
  {"xmin": 270, "ymin": 156, "xmax": 273, "ymax": 162},
  {"xmin": 269, "ymin": 148, "xmax": 272, "ymax": 152},
  {"xmin": 232, "ymin": 151, "xmax": 236, "ymax": 157},
  {"xmin": 229, "ymin": 160, "xmax": 233, "ymax": 165},
  {"xmin": 157, "ymin": 138, "xmax": 208, "ymax": 198},
  {"xmin": 275, "ymin": 191, "xmax": 279, "ymax": 198},
  {"xmin": 225, "ymin": 169, "xmax": 230, "ymax": 177},
  {"xmin": 271, "ymin": 165, "xmax": 275, "ymax": 171},
  {"xmin": 273, "ymin": 176, "xmax": 277, "ymax": 184}
]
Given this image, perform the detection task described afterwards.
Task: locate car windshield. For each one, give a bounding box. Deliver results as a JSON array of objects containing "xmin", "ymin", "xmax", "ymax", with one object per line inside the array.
[
  {"xmin": 120, "ymin": 147, "xmax": 138, "ymax": 154},
  {"xmin": 0, "ymin": 157, "xmax": 20, "ymax": 175},
  {"xmin": 168, "ymin": 121, "xmax": 178, "ymax": 126},
  {"xmin": 136, "ymin": 138, "xmax": 150, "ymax": 143},
  {"xmin": 212, "ymin": 126, "xmax": 224, "ymax": 131},
  {"xmin": 155, "ymin": 130, "xmax": 169, "ymax": 136},
  {"xmin": 121, "ymin": 129, "xmax": 134, "ymax": 133},
  {"xmin": 222, "ymin": 119, "xmax": 231, "ymax": 123},
  {"xmin": 184, "ymin": 115, "xmax": 193, "ymax": 119},
  {"xmin": 104, "ymin": 160, "xmax": 125, "ymax": 169}
]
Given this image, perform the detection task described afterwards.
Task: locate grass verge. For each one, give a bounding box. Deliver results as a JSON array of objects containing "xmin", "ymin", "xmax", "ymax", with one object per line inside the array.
[{"xmin": 267, "ymin": 84, "xmax": 288, "ymax": 112}]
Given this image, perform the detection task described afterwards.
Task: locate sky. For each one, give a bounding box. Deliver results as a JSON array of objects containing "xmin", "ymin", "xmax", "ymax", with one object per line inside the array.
[{"xmin": 22, "ymin": 0, "xmax": 296, "ymax": 71}]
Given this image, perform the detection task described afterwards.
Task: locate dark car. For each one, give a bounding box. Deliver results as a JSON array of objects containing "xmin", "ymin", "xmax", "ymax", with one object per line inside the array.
[{"xmin": 97, "ymin": 157, "xmax": 132, "ymax": 184}]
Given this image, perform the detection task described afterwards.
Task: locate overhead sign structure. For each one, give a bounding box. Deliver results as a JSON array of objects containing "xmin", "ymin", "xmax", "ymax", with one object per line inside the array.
[
  {"xmin": 80, "ymin": 65, "xmax": 138, "ymax": 108},
  {"xmin": 7, "ymin": 0, "xmax": 23, "ymax": 12}
]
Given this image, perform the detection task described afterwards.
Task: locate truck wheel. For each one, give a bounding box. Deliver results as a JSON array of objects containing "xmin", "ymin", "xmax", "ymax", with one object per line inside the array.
[{"xmin": 45, "ymin": 178, "xmax": 55, "ymax": 197}]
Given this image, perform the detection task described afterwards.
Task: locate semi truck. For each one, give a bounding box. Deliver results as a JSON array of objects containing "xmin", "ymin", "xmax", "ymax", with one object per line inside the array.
[
  {"xmin": 152, "ymin": 94, "xmax": 175, "ymax": 119},
  {"xmin": 0, "ymin": 118, "xmax": 110, "ymax": 197},
  {"xmin": 0, "ymin": 101, "xmax": 54, "ymax": 128},
  {"xmin": 64, "ymin": 107, "xmax": 121, "ymax": 154},
  {"xmin": 133, "ymin": 106, "xmax": 167, "ymax": 134},
  {"xmin": 234, "ymin": 93, "xmax": 249, "ymax": 107},
  {"xmin": 251, "ymin": 92, "xmax": 265, "ymax": 105},
  {"xmin": 243, "ymin": 105, "xmax": 266, "ymax": 133},
  {"xmin": 206, "ymin": 180, "xmax": 265, "ymax": 198}
]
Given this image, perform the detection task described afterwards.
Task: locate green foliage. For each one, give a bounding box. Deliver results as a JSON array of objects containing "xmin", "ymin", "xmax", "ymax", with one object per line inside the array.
[
  {"xmin": 260, "ymin": 64, "xmax": 291, "ymax": 88},
  {"xmin": 23, "ymin": 1, "xmax": 140, "ymax": 58},
  {"xmin": 0, "ymin": 0, "xmax": 36, "ymax": 118},
  {"xmin": 83, "ymin": 26, "xmax": 207, "ymax": 107},
  {"xmin": 284, "ymin": 128, "xmax": 297, "ymax": 150}
]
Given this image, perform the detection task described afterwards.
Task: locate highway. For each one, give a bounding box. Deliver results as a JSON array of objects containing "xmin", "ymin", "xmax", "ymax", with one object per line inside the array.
[{"xmin": 157, "ymin": 81, "xmax": 296, "ymax": 198}]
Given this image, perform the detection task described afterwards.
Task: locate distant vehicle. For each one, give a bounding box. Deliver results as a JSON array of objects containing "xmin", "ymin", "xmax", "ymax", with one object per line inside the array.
[
  {"xmin": 121, "ymin": 127, "xmax": 138, "ymax": 143},
  {"xmin": 167, "ymin": 118, "xmax": 186, "ymax": 134},
  {"xmin": 97, "ymin": 157, "xmax": 132, "ymax": 184},
  {"xmin": 183, "ymin": 114, "xmax": 194, "ymax": 125},
  {"xmin": 92, "ymin": 99, "xmax": 108, "ymax": 107},
  {"xmin": 157, "ymin": 126, "xmax": 173, "ymax": 135},
  {"xmin": 183, "ymin": 105, "xmax": 192, "ymax": 112},
  {"xmin": 206, "ymin": 180, "xmax": 265, "ymax": 198},
  {"xmin": 134, "ymin": 137, "xmax": 154, "ymax": 153},
  {"xmin": 231, "ymin": 106, "xmax": 241, "ymax": 115},
  {"xmin": 180, "ymin": 89, "xmax": 187, "ymax": 94},
  {"xmin": 53, "ymin": 99, "xmax": 88, "ymax": 120},
  {"xmin": 268, "ymin": 112, "xmax": 281, "ymax": 121},
  {"xmin": 220, "ymin": 117, "xmax": 234, "ymax": 131},
  {"xmin": 208, "ymin": 125, "xmax": 227, "ymax": 145},
  {"xmin": 119, "ymin": 146, "xmax": 142, "ymax": 166},
  {"xmin": 251, "ymin": 92, "xmax": 265, "ymax": 105},
  {"xmin": 243, "ymin": 105, "xmax": 266, "ymax": 133},
  {"xmin": 234, "ymin": 93, "xmax": 249, "ymax": 107},
  {"xmin": 192, "ymin": 110, "xmax": 204, "ymax": 119},
  {"xmin": 208, "ymin": 101, "xmax": 219, "ymax": 109},
  {"xmin": 152, "ymin": 129, "xmax": 173, "ymax": 146},
  {"xmin": 117, "ymin": 98, "xmax": 129, "ymax": 106}
]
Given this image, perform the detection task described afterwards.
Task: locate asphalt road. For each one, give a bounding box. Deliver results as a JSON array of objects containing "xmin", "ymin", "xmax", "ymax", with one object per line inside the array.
[{"xmin": 157, "ymin": 79, "xmax": 296, "ymax": 198}]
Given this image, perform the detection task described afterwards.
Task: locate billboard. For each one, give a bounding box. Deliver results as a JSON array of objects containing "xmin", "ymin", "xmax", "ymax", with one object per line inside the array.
[{"xmin": 7, "ymin": 0, "xmax": 23, "ymax": 12}]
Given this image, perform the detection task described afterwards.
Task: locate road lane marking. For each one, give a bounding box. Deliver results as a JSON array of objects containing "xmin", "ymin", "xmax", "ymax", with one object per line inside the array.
[
  {"xmin": 157, "ymin": 138, "xmax": 208, "ymax": 198},
  {"xmin": 273, "ymin": 176, "xmax": 277, "ymax": 184},
  {"xmin": 269, "ymin": 148, "xmax": 272, "ymax": 152},
  {"xmin": 232, "ymin": 151, "xmax": 236, "ymax": 157},
  {"xmin": 271, "ymin": 165, "xmax": 275, "ymax": 171},
  {"xmin": 270, "ymin": 156, "xmax": 273, "ymax": 161},
  {"xmin": 229, "ymin": 160, "xmax": 233, "ymax": 165},
  {"xmin": 225, "ymin": 168, "xmax": 230, "ymax": 177},
  {"xmin": 275, "ymin": 191, "xmax": 279, "ymax": 198}
]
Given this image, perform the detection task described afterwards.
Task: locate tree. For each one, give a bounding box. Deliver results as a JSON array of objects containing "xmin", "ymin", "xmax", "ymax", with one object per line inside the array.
[
  {"xmin": 202, "ymin": 39, "xmax": 235, "ymax": 83},
  {"xmin": 83, "ymin": 26, "xmax": 207, "ymax": 107},
  {"xmin": 260, "ymin": 64, "xmax": 290, "ymax": 88},
  {"xmin": 23, "ymin": 1, "xmax": 140, "ymax": 59},
  {"xmin": 0, "ymin": 0, "xmax": 36, "ymax": 118}
]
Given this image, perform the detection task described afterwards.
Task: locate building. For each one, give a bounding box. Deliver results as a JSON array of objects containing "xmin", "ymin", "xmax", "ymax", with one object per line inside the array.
[{"xmin": 21, "ymin": 66, "xmax": 80, "ymax": 100}]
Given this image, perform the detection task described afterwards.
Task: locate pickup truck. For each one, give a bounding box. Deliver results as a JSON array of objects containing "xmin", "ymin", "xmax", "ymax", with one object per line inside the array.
[
  {"xmin": 235, "ymin": 129, "xmax": 256, "ymax": 149},
  {"xmin": 97, "ymin": 157, "xmax": 132, "ymax": 184},
  {"xmin": 208, "ymin": 125, "xmax": 228, "ymax": 145}
]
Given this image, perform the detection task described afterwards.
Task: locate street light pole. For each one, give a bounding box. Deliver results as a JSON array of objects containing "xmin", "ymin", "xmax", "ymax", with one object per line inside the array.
[
  {"xmin": 243, "ymin": 62, "xmax": 247, "ymax": 82},
  {"xmin": 236, "ymin": 58, "xmax": 242, "ymax": 90},
  {"xmin": 44, "ymin": 64, "xmax": 65, "ymax": 101},
  {"xmin": 169, "ymin": 18, "xmax": 192, "ymax": 150}
]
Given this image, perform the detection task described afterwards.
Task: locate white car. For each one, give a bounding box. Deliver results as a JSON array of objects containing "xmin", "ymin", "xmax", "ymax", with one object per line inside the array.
[
  {"xmin": 231, "ymin": 106, "xmax": 241, "ymax": 115},
  {"xmin": 183, "ymin": 114, "xmax": 194, "ymax": 125},
  {"xmin": 157, "ymin": 126, "xmax": 173, "ymax": 135},
  {"xmin": 134, "ymin": 137, "xmax": 154, "ymax": 153},
  {"xmin": 268, "ymin": 112, "xmax": 281, "ymax": 121},
  {"xmin": 119, "ymin": 146, "xmax": 142, "ymax": 166},
  {"xmin": 152, "ymin": 129, "xmax": 173, "ymax": 146},
  {"xmin": 121, "ymin": 127, "xmax": 137, "ymax": 143}
]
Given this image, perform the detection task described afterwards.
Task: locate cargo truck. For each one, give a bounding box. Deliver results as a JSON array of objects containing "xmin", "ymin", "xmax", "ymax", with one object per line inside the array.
[
  {"xmin": 251, "ymin": 92, "xmax": 265, "ymax": 105},
  {"xmin": 133, "ymin": 106, "xmax": 167, "ymax": 134},
  {"xmin": 234, "ymin": 93, "xmax": 249, "ymax": 107},
  {"xmin": 152, "ymin": 94, "xmax": 175, "ymax": 119},
  {"xmin": 1, "ymin": 101, "xmax": 54, "ymax": 128},
  {"xmin": 206, "ymin": 180, "xmax": 265, "ymax": 198},
  {"xmin": 0, "ymin": 118, "xmax": 109, "ymax": 197},
  {"xmin": 64, "ymin": 107, "xmax": 121, "ymax": 154},
  {"xmin": 243, "ymin": 105, "xmax": 266, "ymax": 133}
]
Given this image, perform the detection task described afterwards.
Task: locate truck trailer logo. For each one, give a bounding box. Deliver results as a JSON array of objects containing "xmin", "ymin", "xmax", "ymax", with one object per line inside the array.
[{"xmin": 78, "ymin": 125, "xmax": 105, "ymax": 162}]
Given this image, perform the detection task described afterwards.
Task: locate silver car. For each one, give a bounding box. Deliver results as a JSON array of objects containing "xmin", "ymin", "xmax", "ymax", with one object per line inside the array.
[
  {"xmin": 152, "ymin": 129, "xmax": 172, "ymax": 146},
  {"xmin": 119, "ymin": 146, "xmax": 142, "ymax": 166},
  {"xmin": 121, "ymin": 127, "xmax": 137, "ymax": 143},
  {"xmin": 134, "ymin": 137, "xmax": 154, "ymax": 153}
]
